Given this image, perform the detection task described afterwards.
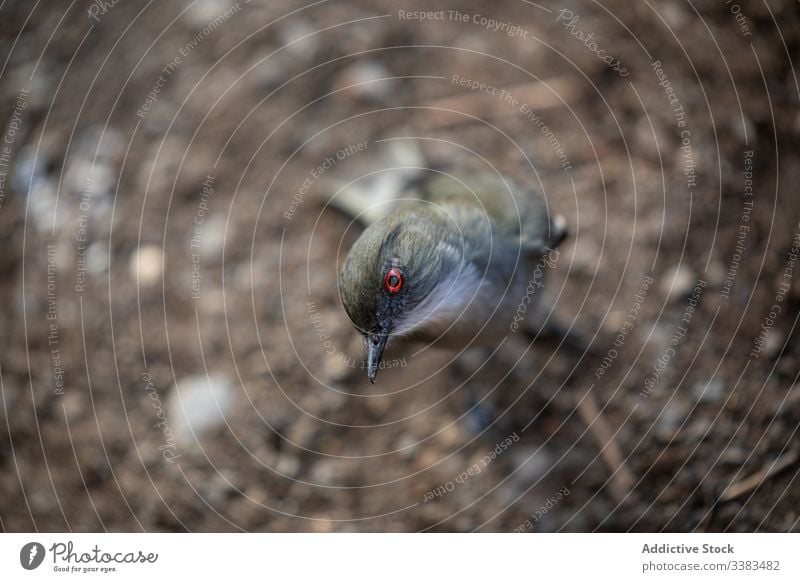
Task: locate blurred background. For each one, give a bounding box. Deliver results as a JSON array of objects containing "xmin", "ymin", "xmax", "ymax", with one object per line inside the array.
[{"xmin": 1, "ymin": 0, "xmax": 799, "ymax": 532}]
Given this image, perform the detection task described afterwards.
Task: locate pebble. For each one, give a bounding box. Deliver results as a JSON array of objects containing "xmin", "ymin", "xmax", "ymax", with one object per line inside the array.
[
  {"xmin": 168, "ymin": 374, "xmax": 235, "ymax": 444},
  {"xmin": 365, "ymin": 394, "xmax": 391, "ymax": 416},
  {"xmin": 86, "ymin": 241, "xmax": 109, "ymax": 274},
  {"xmin": 252, "ymin": 54, "xmax": 289, "ymax": 90},
  {"xmin": 65, "ymin": 158, "xmax": 115, "ymax": 199},
  {"xmin": 275, "ymin": 454, "xmax": 301, "ymax": 478},
  {"xmin": 197, "ymin": 214, "xmax": 227, "ymax": 261},
  {"xmin": 394, "ymin": 433, "xmax": 418, "ymax": 460},
  {"xmin": 310, "ymin": 459, "xmax": 340, "ymax": 485},
  {"xmin": 692, "ymin": 376, "xmax": 726, "ymax": 404},
  {"xmin": 335, "ymin": 61, "xmax": 394, "ymax": 102},
  {"xmin": 437, "ymin": 422, "xmax": 465, "ymax": 449},
  {"xmin": 186, "ymin": 0, "xmax": 229, "ymax": 27},
  {"xmin": 567, "ymin": 235, "xmax": 601, "ymax": 274},
  {"xmin": 129, "ymin": 245, "xmax": 164, "ymax": 285},
  {"xmin": 322, "ymin": 353, "xmax": 353, "ymax": 383},
  {"xmin": 661, "ymin": 2, "xmax": 690, "ymax": 28},
  {"xmin": 655, "ymin": 399, "xmax": 689, "ymax": 442},
  {"xmin": 278, "ymin": 19, "xmax": 319, "ymax": 59},
  {"xmin": 510, "ymin": 446, "xmax": 552, "ymax": 483},
  {"xmin": 732, "ymin": 114, "xmax": 756, "ymax": 144},
  {"xmin": 661, "ymin": 264, "xmax": 696, "ymax": 303},
  {"xmin": 762, "ymin": 329, "xmax": 785, "ymax": 359}
]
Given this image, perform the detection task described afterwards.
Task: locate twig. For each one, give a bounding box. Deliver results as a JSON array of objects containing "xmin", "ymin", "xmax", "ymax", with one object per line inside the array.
[
  {"xmin": 719, "ymin": 449, "xmax": 799, "ymax": 503},
  {"xmin": 576, "ymin": 390, "xmax": 636, "ymax": 504}
]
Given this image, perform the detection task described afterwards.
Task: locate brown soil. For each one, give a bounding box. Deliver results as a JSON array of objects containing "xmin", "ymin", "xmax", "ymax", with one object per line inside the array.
[{"xmin": 1, "ymin": 0, "xmax": 799, "ymax": 532}]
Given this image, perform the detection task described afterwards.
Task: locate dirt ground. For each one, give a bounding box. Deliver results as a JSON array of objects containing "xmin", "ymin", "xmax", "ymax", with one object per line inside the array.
[{"xmin": 1, "ymin": 0, "xmax": 799, "ymax": 532}]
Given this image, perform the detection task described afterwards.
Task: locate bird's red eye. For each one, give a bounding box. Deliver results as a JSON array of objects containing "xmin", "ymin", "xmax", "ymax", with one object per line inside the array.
[{"xmin": 384, "ymin": 268, "xmax": 403, "ymax": 293}]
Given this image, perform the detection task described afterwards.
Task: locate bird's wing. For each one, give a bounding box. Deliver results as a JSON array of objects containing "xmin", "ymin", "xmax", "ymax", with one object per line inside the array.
[{"xmin": 421, "ymin": 171, "xmax": 566, "ymax": 257}]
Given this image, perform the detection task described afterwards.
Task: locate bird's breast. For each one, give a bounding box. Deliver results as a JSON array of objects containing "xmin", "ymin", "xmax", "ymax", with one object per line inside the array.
[{"xmin": 393, "ymin": 260, "xmax": 533, "ymax": 350}]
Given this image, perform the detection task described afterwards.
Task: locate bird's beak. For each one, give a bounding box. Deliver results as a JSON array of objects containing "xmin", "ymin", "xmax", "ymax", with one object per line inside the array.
[{"xmin": 366, "ymin": 331, "xmax": 389, "ymax": 384}]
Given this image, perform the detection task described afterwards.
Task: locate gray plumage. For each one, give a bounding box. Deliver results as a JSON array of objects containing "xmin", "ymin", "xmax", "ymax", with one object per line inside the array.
[{"xmin": 339, "ymin": 171, "xmax": 566, "ymax": 382}]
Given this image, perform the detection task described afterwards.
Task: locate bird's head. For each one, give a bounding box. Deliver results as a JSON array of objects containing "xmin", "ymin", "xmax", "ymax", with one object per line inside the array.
[{"xmin": 339, "ymin": 210, "xmax": 464, "ymax": 383}]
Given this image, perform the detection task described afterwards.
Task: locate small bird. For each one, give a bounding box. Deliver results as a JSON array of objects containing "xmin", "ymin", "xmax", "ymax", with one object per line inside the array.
[{"xmin": 339, "ymin": 171, "xmax": 567, "ymax": 383}]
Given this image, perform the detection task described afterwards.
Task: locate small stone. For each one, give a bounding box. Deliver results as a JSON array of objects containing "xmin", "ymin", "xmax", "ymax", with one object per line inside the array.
[
  {"xmin": 27, "ymin": 179, "xmax": 58, "ymax": 232},
  {"xmin": 763, "ymin": 329, "xmax": 785, "ymax": 359},
  {"xmin": 655, "ymin": 400, "xmax": 689, "ymax": 442},
  {"xmin": 275, "ymin": 454, "xmax": 301, "ymax": 477},
  {"xmin": 197, "ymin": 215, "xmax": 227, "ymax": 262},
  {"xmin": 661, "ymin": 2, "xmax": 689, "ymax": 28},
  {"xmin": 510, "ymin": 446, "xmax": 552, "ymax": 483},
  {"xmin": 86, "ymin": 242, "xmax": 109, "ymax": 274},
  {"xmin": 129, "ymin": 245, "xmax": 164, "ymax": 285},
  {"xmin": 682, "ymin": 417, "xmax": 713, "ymax": 442},
  {"xmin": 310, "ymin": 518, "xmax": 334, "ymax": 532},
  {"xmin": 661, "ymin": 264, "xmax": 695, "ymax": 303},
  {"xmin": 186, "ymin": 0, "xmax": 229, "ymax": 27},
  {"xmin": 732, "ymin": 114, "xmax": 756, "ymax": 144},
  {"xmin": 278, "ymin": 19, "xmax": 319, "ymax": 59},
  {"xmin": 335, "ymin": 61, "xmax": 394, "ymax": 102},
  {"xmin": 322, "ymin": 353, "xmax": 353, "ymax": 383},
  {"xmin": 692, "ymin": 376, "xmax": 725, "ymax": 404},
  {"xmin": 252, "ymin": 54, "xmax": 289, "ymax": 90},
  {"xmin": 605, "ymin": 309, "xmax": 627, "ymax": 332},
  {"xmin": 168, "ymin": 374, "xmax": 235, "ymax": 444},
  {"xmin": 310, "ymin": 459, "xmax": 339, "ymax": 484},
  {"xmin": 365, "ymin": 394, "xmax": 391, "ymax": 416},
  {"xmin": 567, "ymin": 235, "xmax": 601, "ymax": 273},
  {"xmin": 438, "ymin": 422, "xmax": 465, "ymax": 448},
  {"xmin": 394, "ymin": 433, "xmax": 419, "ymax": 460},
  {"xmin": 62, "ymin": 391, "xmax": 85, "ymax": 418}
]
